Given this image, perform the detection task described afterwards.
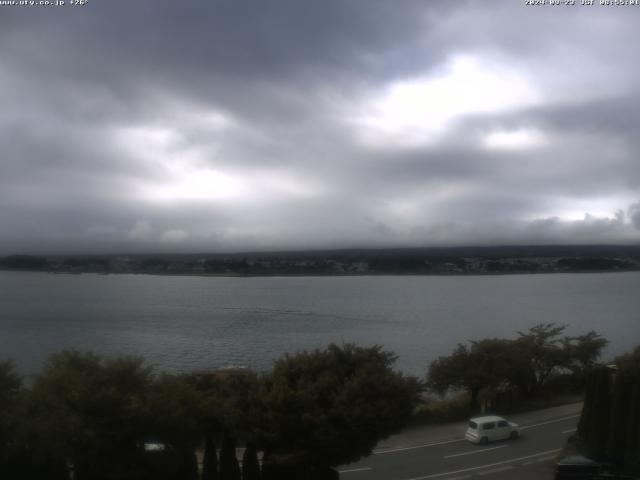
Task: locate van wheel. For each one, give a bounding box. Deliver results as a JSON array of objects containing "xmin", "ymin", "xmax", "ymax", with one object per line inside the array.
[
  {"xmin": 510, "ymin": 431, "xmax": 519, "ymax": 440},
  {"xmin": 479, "ymin": 437, "xmax": 488, "ymax": 445}
]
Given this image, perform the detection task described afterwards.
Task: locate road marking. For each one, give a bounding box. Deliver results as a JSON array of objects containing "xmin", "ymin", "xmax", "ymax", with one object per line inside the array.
[
  {"xmin": 520, "ymin": 414, "xmax": 580, "ymax": 430},
  {"xmin": 404, "ymin": 448, "xmax": 562, "ymax": 480},
  {"xmin": 377, "ymin": 414, "xmax": 579, "ymax": 455},
  {"xmin": 374, "ymin": 438, "xmax": 464, "ymax": 454},
  {"xmin": 444, "ymin": 445, "xmax": 508, "ymax": 459},
  {"xmin": 339, "ymin": 467, "xmax": 372, "ymax": 474},
  {"xmin": 447, "ymin": 476, "xmax": 471, "ymax": 480},
  {"xmin": 477, "ymin": 465, "xmax": 514, "ymax": 475},
  {"xmin": 531, "ymin": 455, "xmax": 557, "ymax": 463},
  {"xmin": 562, "ymin": 428, "xmax": 577, "ymax": 434}
]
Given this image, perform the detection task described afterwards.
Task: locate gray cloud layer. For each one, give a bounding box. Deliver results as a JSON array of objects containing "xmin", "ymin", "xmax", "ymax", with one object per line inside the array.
[{"xmin": 1, "ymin": 0, "xmax": 639, "ymax": 253}]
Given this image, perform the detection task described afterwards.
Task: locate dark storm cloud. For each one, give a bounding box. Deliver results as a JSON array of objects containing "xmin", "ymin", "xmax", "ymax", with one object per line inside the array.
[{"xmin": 1, "ymin": 0, "xmax": 640, "ymax": 253}]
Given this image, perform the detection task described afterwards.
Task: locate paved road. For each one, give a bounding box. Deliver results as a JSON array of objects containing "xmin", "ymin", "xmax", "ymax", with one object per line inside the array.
[{"xmin": 339, "ymin": 403, "xmax": 582, "ymax": 480}]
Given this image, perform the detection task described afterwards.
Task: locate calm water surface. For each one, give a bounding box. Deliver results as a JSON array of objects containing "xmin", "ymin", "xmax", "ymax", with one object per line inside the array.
[{"xmin": 1, "ymin": 271, "xmax": 639, "ymax": 375}]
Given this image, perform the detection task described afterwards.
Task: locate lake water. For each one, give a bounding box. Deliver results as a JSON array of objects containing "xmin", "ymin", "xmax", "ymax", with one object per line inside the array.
[{"xmin": 0, "ymin": 271, "xmax": 639, "ymax": 376}]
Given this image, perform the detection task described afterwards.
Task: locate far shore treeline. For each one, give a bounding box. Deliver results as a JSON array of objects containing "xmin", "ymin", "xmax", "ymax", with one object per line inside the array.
[
  {"xmin": 2, "ymin": 244, "xmax": 640, "ymax": 276},
  {"xmin": 0, "ymin": 324, "xmax": 637, "ymax": 480}
]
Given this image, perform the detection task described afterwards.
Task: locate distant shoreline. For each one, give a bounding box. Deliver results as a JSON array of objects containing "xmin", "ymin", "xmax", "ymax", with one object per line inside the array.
[
  {"xmin": 1, "ymin": 267, "xmax": 639, "ymax": 278},
  {"xmin": 2, "ymin": 247, "xmax": 639, "ymax": 277}
]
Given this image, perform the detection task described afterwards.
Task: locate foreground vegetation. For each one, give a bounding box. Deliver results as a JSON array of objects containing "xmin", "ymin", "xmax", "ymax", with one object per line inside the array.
[
  {"xmin": 577, "ymin": 345, "xmax": 640, "ymax": 472},
  {"xmin": 0, "ymin": 344, "xmax": 419, "ymax": 480},
  {"xmin": 425, "ymin": 323, "xmax": 607, "ymax": 415},
  {"xmin": 0, "ymin": 324, "xmax": 634, "ymax": 478}
]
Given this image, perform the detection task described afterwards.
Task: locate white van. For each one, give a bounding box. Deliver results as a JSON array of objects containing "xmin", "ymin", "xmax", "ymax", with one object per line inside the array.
[{"xmin": 465, "ymin": 415, "xmax": 520, "ymax": 444}]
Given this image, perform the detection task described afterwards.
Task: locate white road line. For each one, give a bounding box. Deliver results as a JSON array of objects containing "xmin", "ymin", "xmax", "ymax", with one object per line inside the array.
[
  {"xmin": 338, "ymin": 467, "xmax": 372, "ymax": 474},
  {"xmin": 562, "ymin": 428, "xmax": 577, "ymax": 434},
  {"xmin": 377, "ymin": 414, "xmax": 579, "ymax": 455},
  {"xmin": 374, "ymin": 438, "xmax": 465, "ymax": 454},
  {"xmin": 531, "ymin": 455, "xmax": 557, "ymax": 464},
  {"xmin": 477, "ymin": 465, "xmax": 514, "ymax": 475},
  {"xmin": 444, "ymin": 445, "xmax": 508, "ymax": 459},
  {"xmin": 521, "ymin": 455, "xmax": 558, "ymax": 467},
  {"xmin": 404, "ymin": 448, "xmax": 562, "ymax": 480},
  {"xmin": 520, "ymin": 414, "xmax": 581, "ymax": 430}
]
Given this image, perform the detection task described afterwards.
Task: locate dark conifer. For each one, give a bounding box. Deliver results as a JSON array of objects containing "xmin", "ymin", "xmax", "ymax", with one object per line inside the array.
[
  {"xmin": 219, "ymin": 436, "xmax": 241, "ymax": 480},
  {"xmin": 202, "ymin": 435, "xmax": 219, "ymax": 480},
  {"xmin": 241, "ymin": 442, "xmax": 260, "ymax": 480}
]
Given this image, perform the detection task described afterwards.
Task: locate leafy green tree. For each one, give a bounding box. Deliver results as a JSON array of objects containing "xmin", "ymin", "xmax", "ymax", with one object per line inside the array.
[
  {"xmin": 516, "ymin": 323, "xmax": 568, "ymax": 394},
  {"xmin": 561, "ymin": 331, "xmax": 608, "ymax": 376},
  {"xmin": 558, "ymin": 331, "xmax": 608, "ymax": 395},
  {"xmin": 192, "ymin": 368, "xmax": 261, "ymax": 480},
  {"xmin": 2, "ymin": 361, "xmax": 69, "ymax": 479},
  {"xmin": 0, "ymin": 361, "xmax": 21, "ymax": 477},
  {"xmin": 258, "ymin": 344, "xmax": 420, "ymax": 475},
  {"xmin": 516, "ymin": 324, "xmax": 607, "ymax": 395},
  {"xmin": 427, "ymin": 324, "xmax": 608, "ymax": 409},
  {"xmin": 29, "ymin": 351, "xmax": 153, "ymax": 480},
  {"xmin": 426, "ymin": 339, "xmax": 527, "ymax": 411},
  {"xmin": 143, "ymin": 373, "xmax": 203, "ymax": 480},
  {"xmin": 144, "ymin": 373, "xmax": 202, "ymax": 450}
]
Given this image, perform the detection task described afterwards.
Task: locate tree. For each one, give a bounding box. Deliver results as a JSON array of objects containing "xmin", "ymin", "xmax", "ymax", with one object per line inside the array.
[
  {"xmin": 614, "ymin": 345, "xmax": 640, "ymax": 378},
  {"xmin": 191, "ymin": 368, "xmax": 261, "ymax": 480},
  {"xmin": 578, "ymin": 346, "xmax": 640, "ymax": 466},
  {"xmin": 242, "ymin": 442, "xmax": 260, "ymax": 480},
  {"xmin": 426, "ymin": 339, "xmax": 527, "ymax": 411},
  {"xmin": 561, "ymin": 331, "xmax": 608, "ymax": 376},
  {"xmin": 258, "ymin": 344, "xmax": 420, "ymax": 476},
  {"xmin": 201, "ymin": 435, "xmax": 219, "ymax": 480},
  {"xmin": 516, "ymin": 323, "xmax": 607, "ymax": 395},
  {"xmin": 516, "ymin": 323, "xmax": 568, "ymax": 394},
  {"xmin": 427, "ymin": 324, "xmax": 608, "ymax": 409},
  {"xmin": 615, "ymin": 346, "xmax": 640, "ymax": 464},
  {"xmin": 0, "ymin": 361, "xmax": 21, "ymax": 477},
  {"xmin": 219, "ymin": 436, "xmax": 241, "ymax": 480},
  {"xmin": 580, "ymin": 367, "xmax": 612, "ymax": 460},
  {"xmin": 29, "ymin": 351, "xmax": 153, "ymax": 480},
  {"xmin": 143, "ymin": 373, "xmax": 203, "ymax": 480}
]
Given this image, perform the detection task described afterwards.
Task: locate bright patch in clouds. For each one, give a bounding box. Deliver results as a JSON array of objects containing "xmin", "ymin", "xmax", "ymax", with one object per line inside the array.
[
  {"xmin": 538, "ymin": 196, "xmax": 637, "ymax": 223},
  {"xmin": 143, "ymin": 169, "xmax": 247, "ymax": 202},
  {"xmin": 354, "ymin": 54, "xmax": 541, "ymax": 147},
  {"xmin": 114, "ymin": 119, "xmax": 249, "ymax": 203},
  {"xmin": 483, "ymin": 128, "xmax": 548, "ymax": 150}
]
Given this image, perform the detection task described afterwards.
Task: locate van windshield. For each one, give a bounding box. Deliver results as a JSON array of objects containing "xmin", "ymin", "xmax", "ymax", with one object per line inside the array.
[{"xmin": 468, "ymin": 421, "xmax": 478, "ymax": 429}]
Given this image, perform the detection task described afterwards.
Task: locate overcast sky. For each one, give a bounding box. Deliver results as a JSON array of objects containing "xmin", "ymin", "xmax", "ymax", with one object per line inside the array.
[{"xmin": 2, "ymin": 0, "xmax": 640, "ymax": 254}]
